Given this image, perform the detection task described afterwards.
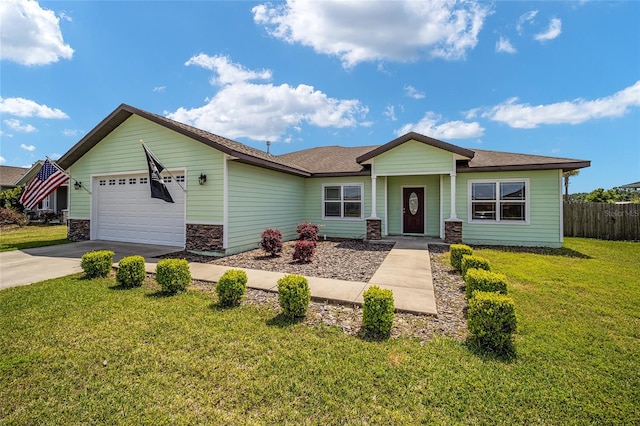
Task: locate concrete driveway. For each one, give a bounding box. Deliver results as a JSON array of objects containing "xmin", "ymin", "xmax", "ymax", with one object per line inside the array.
[{"xmin": 0, "ymin": 241, "xmax": 182, "ymax": 290}]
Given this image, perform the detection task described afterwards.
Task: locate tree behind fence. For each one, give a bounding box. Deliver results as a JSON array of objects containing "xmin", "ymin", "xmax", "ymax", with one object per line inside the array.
[{"xmin": 564, "ymin": 202, "xmax": 640, "ymax": 241}]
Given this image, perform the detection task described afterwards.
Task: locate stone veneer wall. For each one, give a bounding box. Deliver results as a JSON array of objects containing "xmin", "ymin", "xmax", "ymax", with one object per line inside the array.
[
  {"xmin": 366, "ymin": 219, "xmax": 382, "ymax": 240},
  {"xmin": 68, "ymin": 219, "xmax": 90, "ymax": 241},
  {"xmin": 444, "ymin": 220, "xmax": 463, "ymax": 244},
  {"xmin": 186, "ymin": 224, "xmax": 224, "ymax": 252}
]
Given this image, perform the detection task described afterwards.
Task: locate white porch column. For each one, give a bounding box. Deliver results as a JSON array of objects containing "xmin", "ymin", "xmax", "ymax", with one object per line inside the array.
[
  {"xmin": 370, "ymin": 175, "xmax": 378, "ymax": 218},
  {"xmin": 448, "ymin": 172, "xmax": 458, "ymax": 220}
]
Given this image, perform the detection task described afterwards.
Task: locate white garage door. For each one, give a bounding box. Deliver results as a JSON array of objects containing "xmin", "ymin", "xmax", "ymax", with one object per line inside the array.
[{"xmin": 94, "ymin": 173, "xmax": 185, "ymax": 246}]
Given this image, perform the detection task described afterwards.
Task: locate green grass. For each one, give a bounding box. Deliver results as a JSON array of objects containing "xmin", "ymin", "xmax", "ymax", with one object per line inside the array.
[
  {"xmin": 0, "ymin": 224, "xmax": 70, "ymax": 252},
  {"xmin": 1, "ymin": 238, "xmax": 638, "ymax": 424}
]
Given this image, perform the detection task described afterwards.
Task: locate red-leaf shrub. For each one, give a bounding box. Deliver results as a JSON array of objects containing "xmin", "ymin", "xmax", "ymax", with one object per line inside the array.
[
  {"xmin": 296, "ymin": 221, "xmax": 319, "ymax": 243},
  {"xmin": 260, "ymin": 228, "xmax": 283, "ymax": 256},
  {"xmin": 293, "ymin": 240, "xmax": 315, "ymax": 263}
]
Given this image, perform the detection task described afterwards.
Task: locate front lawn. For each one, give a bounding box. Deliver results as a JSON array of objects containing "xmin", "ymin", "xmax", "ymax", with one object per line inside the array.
[
  {"xmin": 0, "ymin": 238, "xmax": 638, "ymax": 424},
  {"xmin": 0, "ymin": 224, "xmax": 69, "ymax": 252}
]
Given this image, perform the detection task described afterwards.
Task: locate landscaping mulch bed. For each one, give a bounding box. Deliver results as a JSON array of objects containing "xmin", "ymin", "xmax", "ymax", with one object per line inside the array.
[{"xmin": 170, "ymin": 240, "xmax": 468, "ymax": 343}]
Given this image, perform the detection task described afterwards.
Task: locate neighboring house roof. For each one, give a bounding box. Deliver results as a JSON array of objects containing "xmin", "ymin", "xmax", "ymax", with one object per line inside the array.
[
  {"xmin": 0, "ymin": 165, "xmax": 29, "ymax": 188},
  {"xmin": 14, "ymin": 160, "xmax": 48, "ymax": 187},
  {"xmin": 57, "ymin": 103, "xmax": 590, "ymax": 177},
  {"xmin": 620, "ymin": 181, "xmax": 640, "ymax": 189}
]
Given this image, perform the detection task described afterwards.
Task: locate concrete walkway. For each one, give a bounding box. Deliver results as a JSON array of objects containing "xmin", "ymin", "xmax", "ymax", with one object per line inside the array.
[
  {"xmin": 143, "ymin": 237, "xmax": 437, "ymax": 315},
  {"xmin": 1, "ymin": 239, "xmax": 438, "ymax": 315}
]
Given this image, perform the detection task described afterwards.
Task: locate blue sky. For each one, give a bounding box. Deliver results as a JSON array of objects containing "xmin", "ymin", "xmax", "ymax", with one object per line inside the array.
[{"xmin": 1, "ymin": 0, "xmax": 638, "ymax": 193}]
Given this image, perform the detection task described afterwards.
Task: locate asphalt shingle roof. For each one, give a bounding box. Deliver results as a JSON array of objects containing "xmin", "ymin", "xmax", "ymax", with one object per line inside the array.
[
  {"xmin": 0, "ymin": 165, "xmax": 29, "ymax": 186},
  {"xmin": 57, "ymin": 104, "xmax": 590, "ymax": 176}
]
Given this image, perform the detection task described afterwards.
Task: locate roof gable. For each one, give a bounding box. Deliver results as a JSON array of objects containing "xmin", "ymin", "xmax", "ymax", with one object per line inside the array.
[
  {"xmin": 356, "ymin": 132, "xmax": 475, "ymax": 163},
  {"xmin": 57, "ymin": 104, "xmax": 311, "ymax": 176}
]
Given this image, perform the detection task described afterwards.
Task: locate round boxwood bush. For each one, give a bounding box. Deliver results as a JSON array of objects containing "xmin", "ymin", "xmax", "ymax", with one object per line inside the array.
[
  {"xmin": 116, "ymin": 255, "xmax": 146, "ymax": 288},
  {"xmin": 362, "ymin": 285, "xmax": 395, "ymax": 338},
  {"xmin": 81, "ymin": 250, "xmax": 114, "ymax": 278},
  {"xmin": 155, "ymin": 258, "xmax": 191, "ymax": 294},
  {"xmin": 216, "ymin": 269, "xmax": 248, "ymax": 306},
  {"xmin": 277, "ymin": 274, "xmax": 311, "ymax": 318}
]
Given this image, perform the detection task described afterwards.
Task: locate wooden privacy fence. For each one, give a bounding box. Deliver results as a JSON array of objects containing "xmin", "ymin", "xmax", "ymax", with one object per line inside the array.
[{"xmin": 564, "ymin": 202, "xmax": 640, "ymax": 241}]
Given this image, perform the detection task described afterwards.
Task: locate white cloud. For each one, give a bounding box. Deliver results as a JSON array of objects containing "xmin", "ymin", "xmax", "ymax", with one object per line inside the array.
[
  {"xmin": 0, "ymin": 0, "xmax": 74, "ymax": 65},
  {"xmin": 185, "ymin": 53, "xmax": 272, "ymax": 85},
  {"xmin": 20, "ymin": 143, "xmax": 36, "ymax": 152},
  {"xmin": 483, "ymin": 81, "xmax": 640, "ymax": 128},
  {"xmin": 396, "ymin": 112, "xmax": 484, "ymax": 139},
  {"xmin": 404, "ymin": 85, "xmax": 425, "ymax": 99},
  {"xmin": 384, "ymin": 105, "xmax": 397, "ymax": 121},
  {"xmin": 0, "ymin": 156, "xmax": 5, "ymax": 164},
  {"xmin": 0, "ymin": 97, "xmax": 68, "ymax": 119},
  {"xmin": 496, "ymin": 36, "xmax": 517, "ymax": 54},
  {"xmin": 253, "ymin": 1, "xmax": 492, "ymax": 67},
  {"xmin": 153, "ymin": 86, "xmax": 166, "ymax": 93},
  {"xmin": 534, "ymin": 18, "xmax": 562, "ymax": 41},
  {"xmin": 49, "ymin": 152, "xmax": 61, "ymax": 160},
  {"xmin": 4, "ymin": 118, "xmax": 37, "ymax": 133},
  {"xmin": 63, "ymin": 128, "xmax": 79, "ymax": 137},
  {"xmin": 517, "ymin": 10, "xmax": 538, "ymax": 35},
  {"xmin": 167, "ymin": 54, "xmax": 368, "ymax": 141}
]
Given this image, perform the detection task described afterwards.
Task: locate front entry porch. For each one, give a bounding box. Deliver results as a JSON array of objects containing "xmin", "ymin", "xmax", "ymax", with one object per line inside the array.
[{"xmin": 366, "ymin": 174, "xmax": 462, "ymax": 243}]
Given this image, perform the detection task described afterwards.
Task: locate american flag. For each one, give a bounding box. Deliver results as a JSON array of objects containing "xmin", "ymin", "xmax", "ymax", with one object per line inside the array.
[{"xmin": 19, "ymin": 160, "xmax": 69, "ymax": 210}]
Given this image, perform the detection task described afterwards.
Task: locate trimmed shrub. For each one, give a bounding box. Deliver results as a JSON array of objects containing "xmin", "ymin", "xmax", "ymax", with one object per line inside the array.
[
  {"xmin": 260, "ymin": 228, "xmax": 283, "ymax": 256},
  {"xmin": 464, "ymin": 268, "xmax": 508, "ymax": 299},
  {"xmin": 461, "ymin": 254, "xmax": 491, "ymax": 278},
  {"xmin": 293, "ymin": 240, "xmax": 315, "ymax": 263},
  {"xmin": 277, "ymin": 274, "xmax": 311, "ymax": 318},
  {"xmin": 116, "ymin": 255, "xmax": 146, "ymax": 288},
  {"xmin": 362, "ymin": 286, "xmax": 395, "ymax": 338},
  {"xmin": 156, "ymin": 258, "xmax": 191, "ymax": 294},
  {"xmin": 468, "ymin": 291, "xmax": 517, "ymax": 354},
  {"xmin": 216, "ymin": 269, "xmax": 248, "ymax": 306},
  {"xmin": 81, "ymin": 250, "xmax": 114, "ymax": 278},
  {"xmin": 450, "ymin": 244, "xmax": 473, "ymax": 271},
  {"xmin": 0, "ymin": 207, "xmax": 28, "ymax": 226},
  {"xmin": 296, "ymin": 221, "xmax": 319, "ymax": 244}
]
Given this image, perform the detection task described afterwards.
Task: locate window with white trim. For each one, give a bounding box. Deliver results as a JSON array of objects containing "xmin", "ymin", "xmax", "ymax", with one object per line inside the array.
[
  {"xmin": 469, "ymin": 180, "xmax": 528, "ymax": 223},
  {"xmin": 323, "ymin": 184, "xmax": 363, "ymax": 219}
]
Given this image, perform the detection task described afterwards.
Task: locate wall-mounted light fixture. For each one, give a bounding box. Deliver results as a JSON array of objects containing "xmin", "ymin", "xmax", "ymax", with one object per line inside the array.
[
  {"xmin": 74, "ymin": 181, "xmax": 82, "ymax": 190},
  {"xmin": 198, "ymin": 173, "xmax": 207, "ymax": 185}
]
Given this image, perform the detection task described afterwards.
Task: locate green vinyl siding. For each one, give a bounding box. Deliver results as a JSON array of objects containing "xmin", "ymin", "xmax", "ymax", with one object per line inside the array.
[
  {"xmin": 454, "ymin": 170, "xmax": 563, "ymax": 247},
  {"xmin": 226, "ymin": 161, "xmax": 305, "ymax": 254},
  {"xmin": 67, "ymin": 115, "xmax": 224, "ymax": 222},
  {"xmin": 387, "ymin": 175, "xmax": 441, "ymax": 236},
  {"xmin": 374, "ymin": 140, "xmax": 454, "ymax": 175},
  {"xmin": 304, "ymin": 177, "xmax": 374, "ymax": 239}
]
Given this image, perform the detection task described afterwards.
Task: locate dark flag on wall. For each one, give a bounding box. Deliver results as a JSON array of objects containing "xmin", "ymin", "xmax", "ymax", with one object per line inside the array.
[
  {"xmin": 142, "ymin": 143, "xmax": 174, "ymax": 203},
  {"xmin": 19, "ymin": 159, "xmax": 69, "ymax": 210}
]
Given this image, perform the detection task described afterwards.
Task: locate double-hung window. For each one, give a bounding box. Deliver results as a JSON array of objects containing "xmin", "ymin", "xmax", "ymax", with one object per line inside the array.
[
  {"xmin": 323, "ymin": 184, "xmax": 363, "ymax": 219},
  {"xmin": 470, "ymin": 180, "xmax": 528, "ymax": 223}
]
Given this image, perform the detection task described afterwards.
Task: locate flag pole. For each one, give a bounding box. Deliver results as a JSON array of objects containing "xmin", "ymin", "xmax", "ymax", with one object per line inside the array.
[
  {"xmin": 46, "ymin": 156, "xmax": 92, "ymax": 194},
  {"xmin": 139, "ymin": 140, "xmax": 187, "ymax": 193}
]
